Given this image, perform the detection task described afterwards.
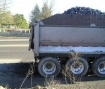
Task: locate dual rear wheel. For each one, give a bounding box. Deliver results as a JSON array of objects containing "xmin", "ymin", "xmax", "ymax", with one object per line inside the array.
[
  {"xmin": 38, "ymin": 57, "xmax": 61, "ymax": 77},
  {"xmin": 92, "ymin": 56, "xmax": 105, "ymax": 77},
  {"xmin": 65, "ymin": 57, "xmax": 89, "ymax": 77},
  {"xmin": 37, "ymin": 56, "xmax": 105, "ymax": 77}
]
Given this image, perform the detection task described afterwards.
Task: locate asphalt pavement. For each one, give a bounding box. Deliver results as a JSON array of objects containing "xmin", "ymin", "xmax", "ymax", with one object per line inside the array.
[{"xmin": 0, "ymin": 38, "xmax": 34, "ymax": 63}]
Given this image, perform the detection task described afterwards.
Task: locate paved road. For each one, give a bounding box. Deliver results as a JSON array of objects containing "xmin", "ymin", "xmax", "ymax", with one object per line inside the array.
[
  {"xmin": 0, "ymin": 37, "xmax": 105, "ymax": 88},
  {"xmin": 0, "ymin": 38, "xmax": 34, "ymax": 63}
]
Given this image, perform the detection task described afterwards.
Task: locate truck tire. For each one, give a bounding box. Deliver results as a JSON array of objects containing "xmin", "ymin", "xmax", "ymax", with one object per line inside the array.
[
  {"xmin": 65, "ymin": 57, "xmax": 89, "ymax": 77},
  {"xmin": 38, "ymin": 57, "xmax": 61, "ymax": 77},
  {"xmin": 92, "ymin": 56, "xmax": 105, "ymax": 77}
]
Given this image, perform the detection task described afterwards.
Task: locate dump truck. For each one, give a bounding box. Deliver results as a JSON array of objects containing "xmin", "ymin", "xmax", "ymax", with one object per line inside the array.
[{"xmin": 29, "ymin": 20, "xmax": 105, "ymax": 77}]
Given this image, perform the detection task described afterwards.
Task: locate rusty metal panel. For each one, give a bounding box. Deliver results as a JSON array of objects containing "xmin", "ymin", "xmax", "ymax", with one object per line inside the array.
[{"xmin": 39, "ymin": 26, "xmax": 105, "ymax": 46}]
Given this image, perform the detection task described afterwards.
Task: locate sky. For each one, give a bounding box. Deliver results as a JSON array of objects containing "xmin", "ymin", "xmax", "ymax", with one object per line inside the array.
[{"xmin": 10, "ymin": 0, "xmax": 105, "ymax": 21}]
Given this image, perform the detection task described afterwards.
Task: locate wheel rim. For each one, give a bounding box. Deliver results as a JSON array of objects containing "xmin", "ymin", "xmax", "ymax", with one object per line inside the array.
[
  {"xmin": 98, "ymin": 61, "xmax": 105, "ymax": 74},
  {"xmin": 71, "ymin": 61, "xmax": 84, "ymax": 74},
  {"xmin": 43, "ymin": 61, "xmax": 56, "ymax": 75}
]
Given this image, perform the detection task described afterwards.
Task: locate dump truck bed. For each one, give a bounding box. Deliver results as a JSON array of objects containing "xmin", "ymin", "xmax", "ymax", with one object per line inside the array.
[{"xmin": 29, "ymin": 22, "xmax": 105, "ymax": 56}]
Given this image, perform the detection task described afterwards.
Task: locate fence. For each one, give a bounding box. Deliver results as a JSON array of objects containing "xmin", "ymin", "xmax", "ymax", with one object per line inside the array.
[{"xmin": 0, "ymin": 32, "xmax": 30, "ymax": 37}]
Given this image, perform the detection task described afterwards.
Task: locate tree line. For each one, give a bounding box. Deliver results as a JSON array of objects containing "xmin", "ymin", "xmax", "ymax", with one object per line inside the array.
[
  {"xmin": 0, "ymin": 0, "xmax": 28, "ymax": 29},
  {"xmin": 0, "ymin": 0, "xmax": 104, "ymax": 30},
  {"xmin": 0, "ymin": 0, "xmax": 53, "ymax": 30},
  {"xmin": 30, "ymin": 1, "xmax": 53, "ymax": 21}
]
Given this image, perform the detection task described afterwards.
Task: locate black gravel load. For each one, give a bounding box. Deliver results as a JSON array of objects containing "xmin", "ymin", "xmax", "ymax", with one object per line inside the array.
[{"xmin": 64, "ymin": 7, "xmax": 105, "ymax": 15}]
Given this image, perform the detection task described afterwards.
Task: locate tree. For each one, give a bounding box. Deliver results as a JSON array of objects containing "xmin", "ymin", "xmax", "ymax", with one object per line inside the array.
[
  {"xmin": 0, "ymin": 0, "xmax": 13, "ymax": 26},
  {"xmin": 0, "ymin": 0, "xmax": 12, "ymax": 12},
  {"xmin": 14, "ymin": 14, "xmax": 28, "ymax": 29},
  {"xmin": 30, "ymin": 4, "xmax": 41, "ymax": 21},
  {"xmin": 40, "ymin": 2, "xmax": 52, "ymax": 20},
  {"xmin": 30, "ymin": 1, "xmax": 53, "ymax": 21},
  {"xmin": 0, "ymin": 11, "xmax": 14, "ymax": 25},
  {"xmin": 63, "ymin": 7, "xmax": 105, "ymax": 15}
]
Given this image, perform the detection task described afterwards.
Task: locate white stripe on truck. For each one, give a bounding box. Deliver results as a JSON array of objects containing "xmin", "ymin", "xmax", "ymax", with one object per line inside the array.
[{"xmin": 39, "ymin": 46, "xmax": 105, "ymax": 53}]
